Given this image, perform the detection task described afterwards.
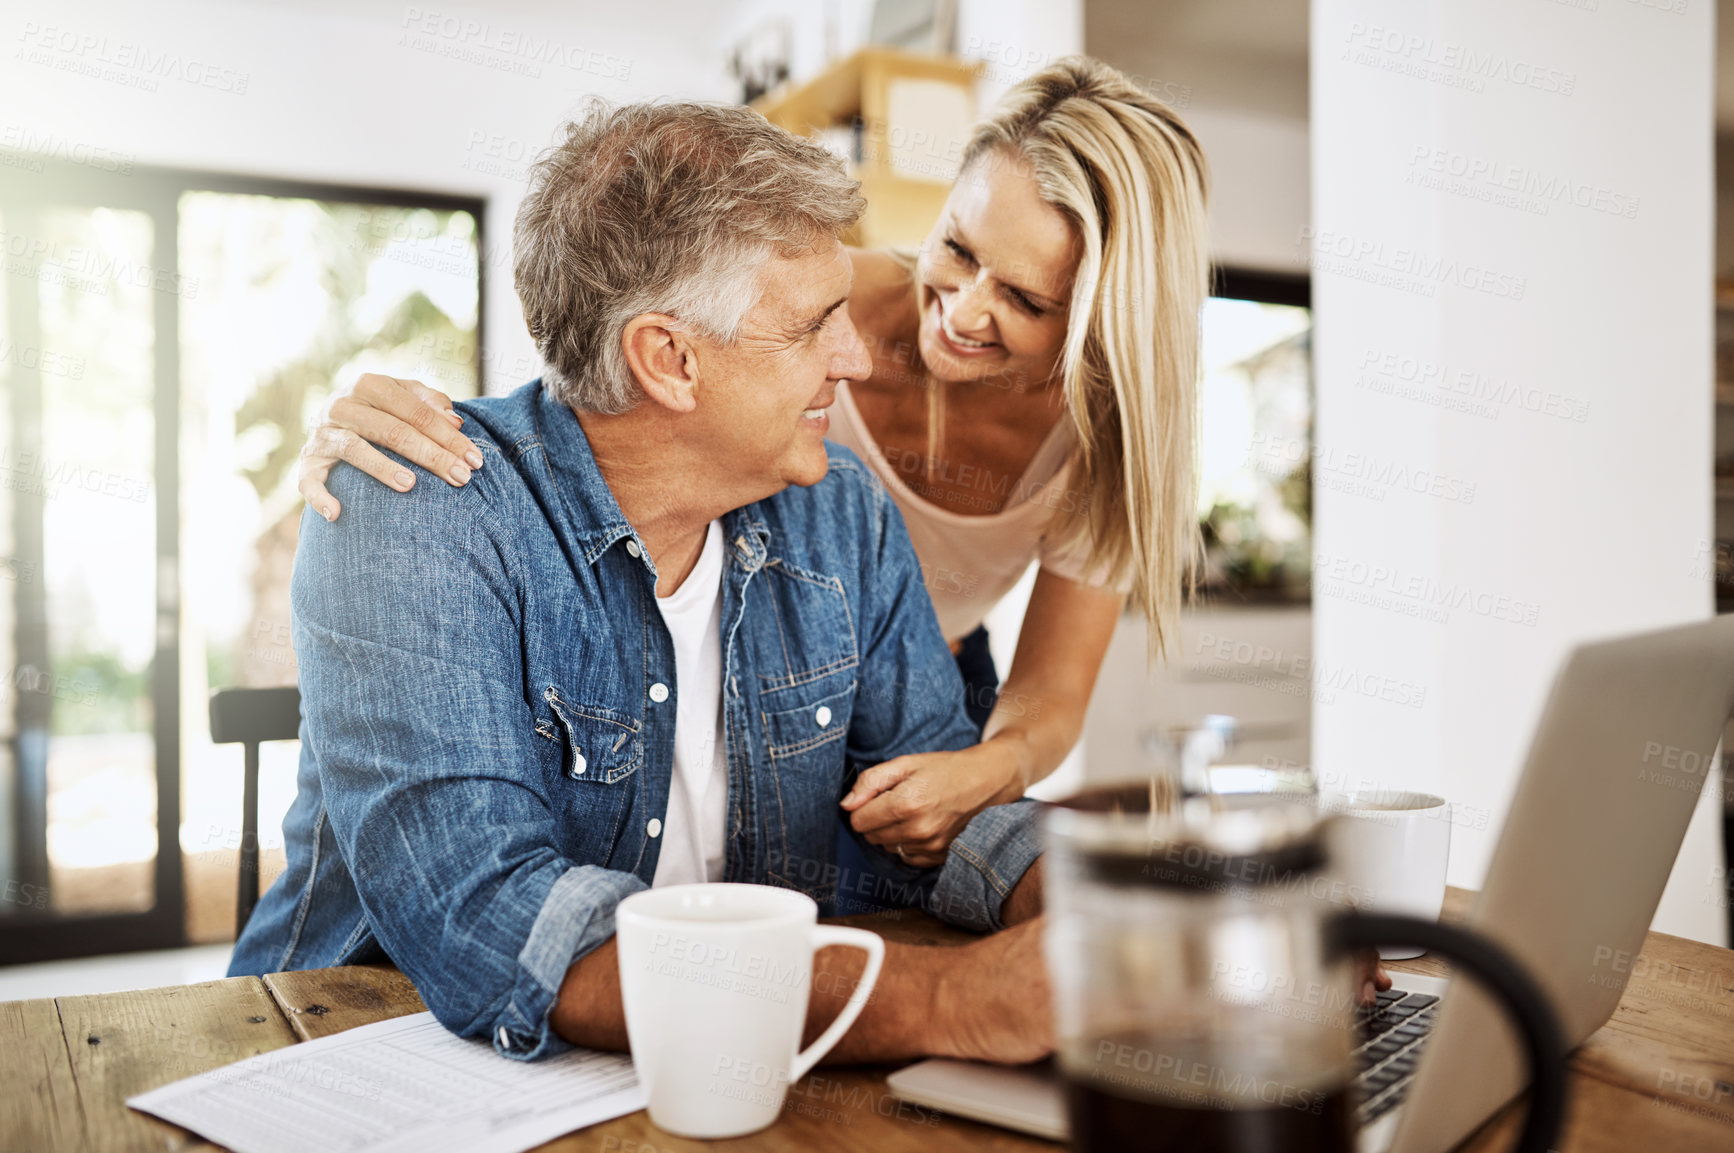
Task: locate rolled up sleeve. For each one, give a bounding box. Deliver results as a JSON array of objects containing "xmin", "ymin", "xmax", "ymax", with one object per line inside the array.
[
  {"xmin": 293, "ymin": 469, "xmax": 640, "ymax": 1061},
  {"xmin": 927, "ymin": 800, "xmax": 1044, "ymax": 932},
  {"xmin": 494, "ymin": 865, "xmax": 645, "ymax": 1060}
]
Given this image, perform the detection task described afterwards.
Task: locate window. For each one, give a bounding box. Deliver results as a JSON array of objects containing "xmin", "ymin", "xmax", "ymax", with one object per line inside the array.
[
  {"xmin": 1197, "ymin": 269, "xmax": 1312, "ymax": 601},
  {"xmin": 0, "ymin": 158, "xmax": 483, "ymax": 962}
]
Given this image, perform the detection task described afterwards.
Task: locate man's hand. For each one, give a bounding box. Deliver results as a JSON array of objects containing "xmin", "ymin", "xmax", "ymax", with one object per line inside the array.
[
  {"xmin": 928, "ymin": 917, "xmax": 1053, "ymax": 1063},
  {"xmin": 1356, "ymin": 948, "xmax": 1393, "ymax": 1005},
  {"xmin": 795, "ymin": 855, "xmax": 1047, "ymax": 1065}
]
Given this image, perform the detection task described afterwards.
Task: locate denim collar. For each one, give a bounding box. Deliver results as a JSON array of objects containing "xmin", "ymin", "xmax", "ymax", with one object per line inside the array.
[{"xmin": 532, "ymin": 380, "xmax": 771, "ymax": 574}]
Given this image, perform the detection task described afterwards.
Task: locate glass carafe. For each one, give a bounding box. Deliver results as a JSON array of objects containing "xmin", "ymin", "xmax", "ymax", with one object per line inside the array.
[{"xmin": 1043, "ymin": 785, "xmax": 1567, "ymax": 1153}]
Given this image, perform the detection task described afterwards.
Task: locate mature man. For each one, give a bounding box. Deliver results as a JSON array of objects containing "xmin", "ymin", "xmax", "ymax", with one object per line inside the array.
[{"xmin": 228, "ymin": 101, "xmax": 1048, "ymax": 1064}]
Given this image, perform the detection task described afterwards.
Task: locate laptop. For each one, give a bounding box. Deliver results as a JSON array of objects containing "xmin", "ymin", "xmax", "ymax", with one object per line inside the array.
[{"xmin": 888, "ymin": 615, "xmax": 1734, "ymax": 1152}]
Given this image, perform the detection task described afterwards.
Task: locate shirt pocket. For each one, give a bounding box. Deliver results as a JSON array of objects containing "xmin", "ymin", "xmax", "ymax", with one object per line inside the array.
[
  {"xmin": 542, "ymin": 686, "xmax": 642, "ymax": 785},
  {"xmin": 755, "ymin": 560, "xmax": 859, "ymax": 692},
  {"xmin": 761, "ymin": 679, "xmax": 855, "ymax": 764}
]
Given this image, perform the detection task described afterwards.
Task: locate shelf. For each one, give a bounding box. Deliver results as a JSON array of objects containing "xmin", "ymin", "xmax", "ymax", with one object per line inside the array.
[
  {"xmin": 752, "ymin": 47, "xmax": 982, "ymax": 140},
  {"xmin": 751, "ymin": 47, "xmax": 984, "ymax": 249}
]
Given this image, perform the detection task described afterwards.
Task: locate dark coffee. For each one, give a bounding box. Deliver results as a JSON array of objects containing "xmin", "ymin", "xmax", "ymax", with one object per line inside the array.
[{"xmin": 1063, "ymin": 1033, "xmax": 1353, "ymax": 1153}]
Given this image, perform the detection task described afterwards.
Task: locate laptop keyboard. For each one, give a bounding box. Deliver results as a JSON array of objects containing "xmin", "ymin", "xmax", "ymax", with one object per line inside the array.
[{"xmin": 1353, "ymin": 988, "xmax": 1441, "ymax": 1125}]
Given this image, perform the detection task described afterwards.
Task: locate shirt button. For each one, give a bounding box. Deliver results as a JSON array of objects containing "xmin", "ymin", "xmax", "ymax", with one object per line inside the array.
[
  {"xmin": 647, "ymin": 818, "xmax": 663, "ymax": 838},
  {"xmin": 648, "ymin": 683, "xmax": 669, "ymax": 703},
  {"xmin": 569, "ymin": 754, "xmax": 587, "ymax": 778},
  {"xmin": 625, "ymin": 539, "xmax": 641, "ymax": 558},
  {"xmin": 815, "ymin": 705, "xmax": 832, "ymax": 728},
  {"xmin": 497, "ymin": 1026, "xmax": 512, "ymax": 1050}
]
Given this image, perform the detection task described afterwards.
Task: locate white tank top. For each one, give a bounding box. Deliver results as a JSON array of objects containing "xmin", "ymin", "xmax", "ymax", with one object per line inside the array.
[{"xmin": 827, "ymin": 380, "xmax": 1120, "ymax": 642}]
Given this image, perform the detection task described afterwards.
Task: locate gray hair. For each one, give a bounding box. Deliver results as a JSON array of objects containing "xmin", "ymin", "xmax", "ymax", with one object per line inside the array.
[{"xmin": 514, "ymin": 100, "xmax": 866, "ymax": 413}]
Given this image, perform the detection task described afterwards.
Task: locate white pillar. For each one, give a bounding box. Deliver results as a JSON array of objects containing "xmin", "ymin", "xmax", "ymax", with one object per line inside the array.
[
  {"xmin": 1310, "ymin": 1, "xmax": 1720, "ymax": 941},
  {"xmin": 957, "ymin": 0, "xmax": 1085, "ymax": 109}
]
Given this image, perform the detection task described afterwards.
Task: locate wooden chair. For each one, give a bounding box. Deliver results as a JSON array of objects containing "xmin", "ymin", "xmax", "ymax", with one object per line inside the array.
[{"xmin": 208, "ymin": 686, "xmax": 301, "ymax": 936}]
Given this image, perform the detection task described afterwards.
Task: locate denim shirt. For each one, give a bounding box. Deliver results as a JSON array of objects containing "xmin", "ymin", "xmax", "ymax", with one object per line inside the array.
[{"xmin": 228, "ymin": 380, "xmax": 1043, "ymax": 1060}]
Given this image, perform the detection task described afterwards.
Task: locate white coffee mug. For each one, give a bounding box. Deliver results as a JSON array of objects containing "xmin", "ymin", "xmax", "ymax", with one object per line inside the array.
[
  {"xmin": 615, "ymin": 883, "xmax": 885, "ymax": 1138},
  {"xmin": 1320, "ymin": 789, "xmax": 1452, "ymax": 959}
]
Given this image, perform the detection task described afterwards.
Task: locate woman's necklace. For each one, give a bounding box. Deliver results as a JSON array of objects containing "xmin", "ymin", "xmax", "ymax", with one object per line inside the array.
[{"xmin": 923, "ymin": 372, "xmax": 946, "ymax": 486}]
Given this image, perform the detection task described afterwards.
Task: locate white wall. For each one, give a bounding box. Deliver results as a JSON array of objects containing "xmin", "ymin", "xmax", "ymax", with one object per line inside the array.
[
  {"xmin": 0, "ymin": 0, "xmax": 737, "ymax": 394},
  {"xmin": 1084, "ymin": 0, "xmax": 1310, "ymax": 271},
  {"xmin": 955, "ymin": 0, "xmax": 1086, "ymax": 108},
  {"xmin": 712, "ymin": 0, "xmax": 876, "ymax": 92},
  {"xmin": 715, "ymin": 0, "xmax": 1084, "ymax": 112},
  {"xmin": 1312, "ymin": 1, "xmax": 1719, "ymax": 942},
  {"xmin": 1182, "ymin": 107, "xmax": 1309, "ymax": 272}
]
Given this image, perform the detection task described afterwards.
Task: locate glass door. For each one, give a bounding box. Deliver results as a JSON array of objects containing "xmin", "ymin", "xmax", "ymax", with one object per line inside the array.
[
  {"xmin": 1, "ymin": 158, "xmax": 483, "ymax": 964},
  {"xmin": 1, "ymin": 171, "xmax": 185, "ymax": 961}
]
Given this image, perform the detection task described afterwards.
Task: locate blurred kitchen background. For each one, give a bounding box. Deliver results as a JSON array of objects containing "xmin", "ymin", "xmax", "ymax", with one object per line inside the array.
[{"xmin": 0, "ymin": 0, "xmax": 1727, "ymax": 990}]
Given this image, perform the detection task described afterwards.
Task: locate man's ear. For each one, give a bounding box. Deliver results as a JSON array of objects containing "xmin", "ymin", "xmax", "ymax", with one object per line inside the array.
[{"xmin": 621, "ymin": 313, "xmax": 700, "ymax": 414}]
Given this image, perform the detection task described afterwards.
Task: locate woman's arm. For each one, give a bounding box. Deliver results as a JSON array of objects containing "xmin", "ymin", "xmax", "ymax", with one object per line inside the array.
[
  {"xmin": 297, "ymin": 373, "xmax": 482, "ymax": 521},
  {"xmin": 981, "ymin": 569, "xmax": 1125, "ymax": 790},
  {"xmin": 841, "ymin": 569, "xmax": 1123, "ymax": 866}
]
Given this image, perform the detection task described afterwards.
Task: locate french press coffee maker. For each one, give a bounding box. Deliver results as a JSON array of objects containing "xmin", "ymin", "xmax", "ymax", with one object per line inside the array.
[{"xmin": 1044, "ymin": 784, "xmax": 1566, "ymax": 1153}]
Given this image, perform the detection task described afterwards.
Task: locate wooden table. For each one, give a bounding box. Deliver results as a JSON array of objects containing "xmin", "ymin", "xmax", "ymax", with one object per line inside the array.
[{"xmin": 4, "ymin": 889, "xmax": 1734, "ymax": 1152}]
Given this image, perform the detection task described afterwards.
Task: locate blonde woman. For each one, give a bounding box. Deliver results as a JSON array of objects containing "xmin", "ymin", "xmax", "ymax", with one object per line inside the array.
[{"xmin": 298, "ymin": 57, "xmax": 1208, "ymax": 871}]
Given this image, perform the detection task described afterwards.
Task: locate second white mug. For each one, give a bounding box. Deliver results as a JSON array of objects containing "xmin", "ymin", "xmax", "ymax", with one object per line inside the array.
[{"xmin": 1321, "ymin": 788, "xmax": 1452, "ymax": 959}]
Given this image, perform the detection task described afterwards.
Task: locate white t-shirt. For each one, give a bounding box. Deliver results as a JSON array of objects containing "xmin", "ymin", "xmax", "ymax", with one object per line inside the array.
[{"xmin": 649, "ymin": 519, "xmax": 728, "ymax": 887}]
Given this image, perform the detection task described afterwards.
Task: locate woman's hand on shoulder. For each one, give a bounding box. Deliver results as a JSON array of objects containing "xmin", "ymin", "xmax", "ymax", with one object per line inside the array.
[{"xmin": 298, "ymin": 373, "xmax": 482, "ymax": 521}]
